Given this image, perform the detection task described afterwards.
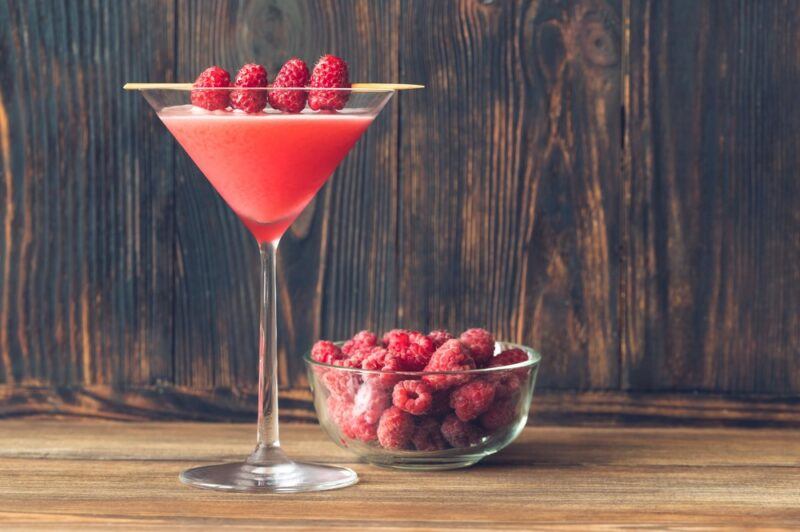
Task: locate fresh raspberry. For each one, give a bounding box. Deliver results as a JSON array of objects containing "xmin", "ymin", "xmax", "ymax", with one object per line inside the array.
[
  {"xmin": 230, "ymin": 63, "xmax": 268, "ymax": 113},
  {"xmin": 350, "ymin": 415, "xmax": 378, "ymax": 442},
  {"xmin": 428, "ymin": 329, "xmax": 454, "ymax": 349},
  {"xmin": 311, "ymin": 340, "xmax": 344, "ymax": 364},
  {"xmin": 308, "ymin": 54, "xmax": 350, "ymax": 110},
  {"xmin": 422, "ymin": 339, "xmax": 476, "ymax": 391},
  {"xmin": 320, "ymin": 369, "xmax": 360, "ymax": 400},
  {"xmin": 488, "ymin": 348, "xmax": 530, "ymax": 379},
  {"xmin": 489, "ymin": 371, "xmax": 522, "ymax": 400},
  {"xmin": 411, "ymin": 416, "xmax": 449, "ymax": 451},
  {"xmin": 191, "ymin": 66, "xmax": 230, "ymax": 110},
  {"xmin": 440, "ymin": 414, "xmax": 483, "ymax": 448},
  {"xmin": 352, "ymin": 381, "xmax": 391, "ymax": 424},
  {"xmin": 268, "ymin": 57, "xmax": 309, "ymax": 113},
  {"xmin": 392, "ymin": 379, "xmax": 433, "ymax": 415},
  {"xmin": 342, "ymin": 330, "xmax": 379, "ymax": 355},
  {"xmin": 377, "ymin": 406, "xmax": 414, "ymax": 450},
  {"xmin": 479, "ymin": 399, "xmax": 517, "ymax": 431},
  {"xmin": 449, "ymin": 378, "xmax": 496, "ymax": 421},
  {"xmin": 459, "ymin": 328, "xmax": 495, "ymax": 366}
]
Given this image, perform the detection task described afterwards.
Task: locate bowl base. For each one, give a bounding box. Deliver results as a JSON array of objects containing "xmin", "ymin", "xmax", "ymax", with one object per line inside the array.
[{"xmin": 364, "ymin": 455, "xmax": 486, "ymax": 470}]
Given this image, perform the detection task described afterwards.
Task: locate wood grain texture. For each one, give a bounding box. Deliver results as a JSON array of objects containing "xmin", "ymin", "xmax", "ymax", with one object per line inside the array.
[
  {"xmin": 398, "ymin": 0, "xmax": 621, "ymax": 390},
  {"xmin": 3, "ymin": 385, "xmax": 799, "ymax": 428},
  {"xmin": 173, "ymin": 0, "xmax": 400, "ymax": 392},
  {"xmin": 0, "ymin": 0, "xmax": 175, "ymax": 386},
  {"xmin": 623, "ymin": 0, "xmax": 800, "ymax": 394},
  {"xmin": 0, "ymin": 421, "xmax": 798, "ymax": 529}
]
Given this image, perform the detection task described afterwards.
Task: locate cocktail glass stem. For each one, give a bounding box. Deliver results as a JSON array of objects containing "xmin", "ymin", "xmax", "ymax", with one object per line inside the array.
[{"xmin": 256, "ymin": 240, "xmax": 280, "ymax": 450}]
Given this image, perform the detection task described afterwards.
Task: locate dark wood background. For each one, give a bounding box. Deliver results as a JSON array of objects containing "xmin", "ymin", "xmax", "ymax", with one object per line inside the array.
[{"xmin": 0, "ymin": 0, "xmax": 797, "ymax": 425}]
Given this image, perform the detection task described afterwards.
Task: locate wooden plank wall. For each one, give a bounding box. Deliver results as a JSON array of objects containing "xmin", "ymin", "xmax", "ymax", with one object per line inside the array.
[{"xmin": 0, "ymin": 0, "xmax": 797, "ymax": 423}]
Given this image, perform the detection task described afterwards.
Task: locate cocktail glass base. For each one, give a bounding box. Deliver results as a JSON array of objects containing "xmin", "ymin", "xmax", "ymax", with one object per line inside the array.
[
  {"xmin": 179, "ymin": 447, "xmax": 358, "ymax": 493},
  {"xmin": 180, "ymin": 461, "xmax": 358, "ymax": 493}
]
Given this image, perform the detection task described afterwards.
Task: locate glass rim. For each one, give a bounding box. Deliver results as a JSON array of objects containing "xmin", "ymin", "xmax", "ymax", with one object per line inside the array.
[
  {"xmin": 136, "ymin": 86, "xmax": 394, "ymax": 93},
  {"xmin": 304, "ymin": 340, "xmax": 542, "ymax": 376}
]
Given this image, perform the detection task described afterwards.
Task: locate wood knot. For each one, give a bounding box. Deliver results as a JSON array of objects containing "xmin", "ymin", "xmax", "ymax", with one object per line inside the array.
[{"xmin": 577, "ymin": 11, "xmax": 618, "ymax": 67}]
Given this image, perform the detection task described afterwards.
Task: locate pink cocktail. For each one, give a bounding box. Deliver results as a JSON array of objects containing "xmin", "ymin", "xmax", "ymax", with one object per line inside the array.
[{"xmin": 160, "ymin": 106, "xmax": 373, "ymax": 242}]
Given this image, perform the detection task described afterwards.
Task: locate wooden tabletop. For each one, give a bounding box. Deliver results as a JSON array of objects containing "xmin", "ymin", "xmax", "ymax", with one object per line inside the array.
[{"xmin": 0, "ymin": 420, "xmax": 798, "ymax": 530}]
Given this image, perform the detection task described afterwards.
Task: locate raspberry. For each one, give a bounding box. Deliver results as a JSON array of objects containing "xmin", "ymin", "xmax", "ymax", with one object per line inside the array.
[
  {"xmin": 311, "ymin": 340, "xmax": 344, "ymax": 364},
  {"xmin": 489, "ymin": 371, "xmax": 522, "ymax": 400},
  {"xmin": 459, "ymin": 328, "xmax": 495, "ymax": 366},
  {"xmin": 230, "ymin": 63, "xmax": 268, "ymax": 113},
  {"xmin": 376, "ymin": 354, "xmax": 404, "ymax": 389},
  {"xmin": 382, "ymin": 329, "xmax": 411, "ymax": 349},
  {"xmin": 346, "ymin": 345, "xmax": 376, "ymax": 367},
  {"xmin": 352, "ymin": 381, "xmax": 391, "ymax": 424},
  {"xmin": 479, "ymin": 399, "xmax": 517, "ymax": 431},
  {"xmin": 350, "ymin": 415, "xmax": 378, "ymax": 442},
  {"xmin": 361, "ymin": 347, "xmax": 390, "ymax": 370},
  {"xmin": 411, "ymin": 416, "xmax": 449, "ymax": 451},
  {"xmin": 428, "ymin": 329, "xmax": 454, "ymax": 349},
  {"xmin": 440, "ymin": 414, "xmax": 483, "ymax": 448},
  {"xmin": 326, "ymin": 395, "xmax": 356, "ymax": 439},
  {"xmin": 390, "ymin": 331, "xmax": 435, "ymax": 371},
  {"xmin": 342, "ymin": 330, "xmax": 378, "ymax": 355},
  {"xmin": 377, "ymin": 406, "xmax": 414, "ymax": 450},
  {"xmin": 488, "ymin": 348, "xmax": 530, "ymax": 379},
  {"xmin": 392, "ymin": 379, "xmax": 433, "ymax": 415},
  {"xmin": 320, "ymin": 369, "xmax": 360, "ymax": 400},
  {"xmin": 191, "ymin": 66, "xmax": 230, "ymax": 110},
  {"xmin": 308, "ymin": 54, "xmax": 350, "ymax": 110},
  {"xmin": 422, "ymin": 339, "xmax": 476, "ymax": 391},
  {"xmin": 268, "ymin": 57, "xmax": 309, "ymax": 113},
  {"xmin": 449, "ymin": 378, "xmax": 496, "ymax": 421}
]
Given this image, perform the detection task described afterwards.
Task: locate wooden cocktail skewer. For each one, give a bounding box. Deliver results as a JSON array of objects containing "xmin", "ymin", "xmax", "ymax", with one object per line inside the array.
[{"xmin": 123, "ymin": 82, "xmax": 423, "ymax": 91}]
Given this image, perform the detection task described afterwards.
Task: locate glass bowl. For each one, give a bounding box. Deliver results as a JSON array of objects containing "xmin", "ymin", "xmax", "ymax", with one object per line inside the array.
[{"xmin": 305, "ymin": 341, "xmax": 541, "ymax": 470}]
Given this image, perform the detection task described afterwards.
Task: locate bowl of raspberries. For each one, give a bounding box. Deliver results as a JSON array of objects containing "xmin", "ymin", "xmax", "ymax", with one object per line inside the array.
[{"xmin": 305, "ymin": 328, "xmax": 540, "ymax": 470}]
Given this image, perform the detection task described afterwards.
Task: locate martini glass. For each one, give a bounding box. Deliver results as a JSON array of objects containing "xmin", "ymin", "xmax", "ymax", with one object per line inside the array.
[{"xmin": 136, "ymin": 87, "xmax": 394, "ymax": 492}]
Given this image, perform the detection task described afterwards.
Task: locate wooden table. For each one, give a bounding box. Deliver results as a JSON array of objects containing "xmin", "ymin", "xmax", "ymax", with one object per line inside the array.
[{"xmin": 0, "ymin": 420, "xmax": 797, "ymax": 529}]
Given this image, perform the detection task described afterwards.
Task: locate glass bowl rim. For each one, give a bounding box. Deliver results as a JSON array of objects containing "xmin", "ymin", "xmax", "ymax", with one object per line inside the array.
[{"xmin": 304, "ymin": 340, "xmax": 541, "ymax": 376}]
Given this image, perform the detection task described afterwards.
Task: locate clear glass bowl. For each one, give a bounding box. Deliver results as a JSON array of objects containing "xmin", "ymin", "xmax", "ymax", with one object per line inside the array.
[{"xmin": 305, "ymin": 342, "xmax": 541, "ymax": 470}]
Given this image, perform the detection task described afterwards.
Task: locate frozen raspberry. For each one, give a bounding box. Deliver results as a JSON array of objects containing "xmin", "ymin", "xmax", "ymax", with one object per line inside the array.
[
  {"xmin": 191, "ymin": 66, "xmax": 230, "ymax": 110},
  {"xmin": 459, "ymin": 328, "xmax": 495, "ymax": 366},
  {"xmin": 489, "ymin": 371, "xmax": 522, "ymax": 400},
  {"xmin": 311, "ymin": 340, "xmax": 344, "ymax": 364},
  {"xmin": 392, "ymin": 379, "xmax": 433, "ymax": 415},
  {"xmin": 230, "ymin": 63, "xmax": 268, "ymax": 113},
  {"xmin": 479, "ymin": 399, "xmax": 517, "ymax": 431},
  {"xmin": 346, "ymin": 345, "xmax": 376, "ymax": 368},
  {"xmin": 342, "ymin": 330, "xmax": 378, "ymax": 355},
  {"xmin": 423, "ymin": 339, "xmax": 476, "ymax": 391},
  {"xmin": 308, "ymin": 54, "xmax": 350, "ymax": 111},
  {"xmin": 377, "ymin": 406, "xmax": 414, "ymax": 450},
  {"xmin": 361, "ymin": 347, "xmax": 390, "ymax": 370},
  {"xmin": 389, "ymin": 331, "xmax": 435, "ymax": 371},
  {"xmin": 326, "ymin": 395, "xmax": 356, "ymax": 439},
  {"xmin": 488, "ymin": 348, "xmax": 531, "ymax": 379},
  {"xmin": 440, "ymin": 414, "xmax": 483, "ymax": 448},
  {"xmin": 268, "ymin": 57, "xmax": 309, "ymax": 113},
  {"xmin": 449, "ymin": 378, "xmax": 496, "ymax": 421},
  {"xmin": 382, "ymin": 329, "xmax": 410, "ymax": 349},
  {"xmin": 411, "ymin": 416, "xmax": 449, "ymax": 451},
  {"xmin": 350, "ymin": 415, "xmax": 378, "ymax": 442},
  {"xmin": 320, "ymin": 369, "xmax": 360, "ymax": 400},
  {"xmin": 428, "ymin": 329, "xmax": 454, "ymax": 349},
  {"xmin": 376, "ymin": 354, "xmax": 405, "ymax": 389},
  {"xmin": 352, "ymin": 381, "xmax": 391, "ymax": 424}
]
